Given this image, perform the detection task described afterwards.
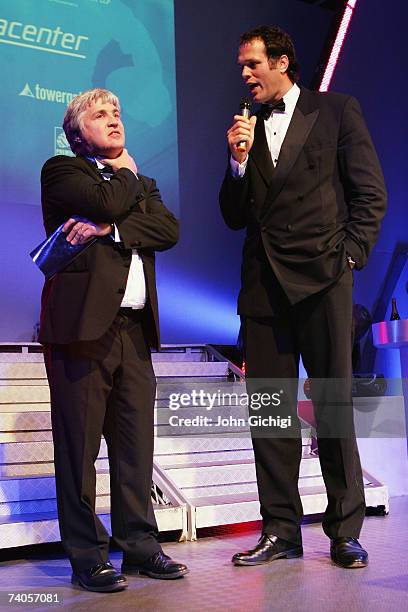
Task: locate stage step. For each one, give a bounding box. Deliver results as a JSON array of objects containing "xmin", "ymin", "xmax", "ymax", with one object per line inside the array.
[
  {"xmin": 190, "ymin": 477, "xmax": 389, "ymax": 530},
  {"xmin": 0, "ymin": 348, "xmax": 230, "ymax": 380},
  {"xmin": 0, "ymin": 471, "xmax": 112, "ymax": 508},
  {"xmin": 162, "ymin": 455, "xmax": 322, "ymax": 486},
  {"xmin": 167, "ymin": 470, "xmax": 378, "ymax": 502},
  {"xmin": 0, "ymin": 504, "xmax": 185, "ymax": 549},
  {"xmin": 154, "ymin": 435, "xmax": 312, "ymax": 455},
  {"xmin": 0, "ymin": 344, "xmax": 389, "ymax": 546}
]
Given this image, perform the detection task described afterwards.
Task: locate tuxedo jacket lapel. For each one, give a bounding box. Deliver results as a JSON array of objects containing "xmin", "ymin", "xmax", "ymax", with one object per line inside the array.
[
  {"xmin": 262, "ymin": 94, "xmax": 319, "ymax": 213},
  {"xmin": 83, "ymin": 156, "xmax": 102, "ymax": 177}
]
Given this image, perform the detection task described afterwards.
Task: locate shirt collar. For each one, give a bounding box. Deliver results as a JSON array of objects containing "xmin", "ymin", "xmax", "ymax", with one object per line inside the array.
[
  {"xmin": 282, "ymin": 83, "xmax": 300, "ymax": 111},
  {"xmin": 86, "ymin": 156, "xmax": 105, "ymax": 169}
]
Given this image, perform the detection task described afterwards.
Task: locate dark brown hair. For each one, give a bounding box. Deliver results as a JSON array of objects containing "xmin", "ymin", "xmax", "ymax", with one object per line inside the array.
[{"xmin": 240, "ymin": 25, "xmax": 299, "ymax": 83}]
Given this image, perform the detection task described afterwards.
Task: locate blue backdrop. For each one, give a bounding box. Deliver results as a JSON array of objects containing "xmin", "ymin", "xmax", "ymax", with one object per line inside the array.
[
  {"xmin": 2, "ymin": 0, "xmax": 404, "ymax": 357},
  {"xmin": 0, "ymin": 0, "xmax": 179, "ymax": 341},
  {"xmin": 1, "ymin": 0, "xmax": 178, "ymax": 208}
]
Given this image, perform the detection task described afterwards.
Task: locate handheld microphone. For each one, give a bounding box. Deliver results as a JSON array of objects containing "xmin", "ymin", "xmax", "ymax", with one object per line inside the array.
[{"xmin": 237, "ymin": 97, "xmax": 252, "ymax": 152}]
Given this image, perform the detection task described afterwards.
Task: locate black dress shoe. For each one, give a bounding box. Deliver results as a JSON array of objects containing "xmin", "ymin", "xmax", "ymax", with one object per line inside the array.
[
  {"xmin": 71, "ymin": 562, "xmax": 128, "ymax": 592},
  {"xmin": 330, "ymin": 537, "xmax": 368, "ymax": 568},
  {"xmin": 122, "ymin": 551, "xmax": 189, "ymax": 580},
  {"xmin": 232, "ymin": 534, "xmax": 303, "ymax": 566}
]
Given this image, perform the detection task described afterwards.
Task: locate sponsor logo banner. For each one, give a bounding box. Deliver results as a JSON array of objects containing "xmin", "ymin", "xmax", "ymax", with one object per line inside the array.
[
  {"xmin": 54, "ymin": 127, "xmax": 74, "ymax": 156},
  {"xmin": 19, "ymin": 83, "xmax": 80, "ymax": 105},
  {"xmin": 0, "ymin": 16, "xmax": 89, "ymax": 59}
]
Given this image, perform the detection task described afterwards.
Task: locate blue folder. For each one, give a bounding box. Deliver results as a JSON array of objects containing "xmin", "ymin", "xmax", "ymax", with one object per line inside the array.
[{"xmin": 30, "ymin": 218, "xmax": 97, "ymax": 280}]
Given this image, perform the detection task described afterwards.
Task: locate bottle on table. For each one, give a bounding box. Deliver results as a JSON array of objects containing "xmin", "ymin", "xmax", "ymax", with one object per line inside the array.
[{"xmin": 390, "ymin": 297, "xmax": 401, "ymax": 321}]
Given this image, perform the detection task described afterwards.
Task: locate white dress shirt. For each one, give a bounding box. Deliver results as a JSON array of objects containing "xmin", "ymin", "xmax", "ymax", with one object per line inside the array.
[
  {"xmin": 230, "ymin": 83, "xmax": 301, "ymax": 177},
  {"xmin": 94, "ymin": 158, "xmax": 146, "ymax": 309}
]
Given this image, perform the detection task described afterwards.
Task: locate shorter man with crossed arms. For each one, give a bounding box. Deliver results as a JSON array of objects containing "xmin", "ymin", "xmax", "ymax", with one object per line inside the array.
[{"xmin": 40, "ymin": 88, "xmax": 188, "ymax": 592}]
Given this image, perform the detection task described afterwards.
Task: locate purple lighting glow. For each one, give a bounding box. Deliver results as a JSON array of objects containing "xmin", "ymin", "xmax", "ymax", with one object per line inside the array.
[{"xmin": 319, "ymin": 0, "xmax": 358, "ymax": 92}]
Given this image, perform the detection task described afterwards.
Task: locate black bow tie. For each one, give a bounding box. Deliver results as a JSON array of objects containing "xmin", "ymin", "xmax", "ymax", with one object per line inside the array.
[{"xmin": 259, "ymin": 99, "xmax": 286, "ymax": 120}]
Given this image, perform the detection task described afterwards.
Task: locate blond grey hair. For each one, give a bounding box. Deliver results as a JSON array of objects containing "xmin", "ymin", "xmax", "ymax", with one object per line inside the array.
[{"xmin": 63, "ymin": 88, "xmax": 121, "ymax": 154}]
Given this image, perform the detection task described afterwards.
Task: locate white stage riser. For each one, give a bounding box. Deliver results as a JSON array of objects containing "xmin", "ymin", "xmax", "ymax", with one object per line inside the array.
[
  {"xmin": 0, "ymin": 471, "xmax": 111, "ymax": 504},
  {"xmin": 0, "ymin": 479, "xmax": 387, "ymax": 546},
  {"xmin": 176, "ymin": 476, "xmax": 329, "ymax": 501},
  {"xmin": 192, "ymin": 484, "xmax": 389, "ymax": 530},
  {"xmin": 0, "ymin": 438, "xmax": 310, "ymax": 465},
  {"xmin": 0, "ymin": 351, "xmax": 222, "ymax": 369},
  {"xmin": 0, "ymin": 440, "xmax": 102, "ymax": 463},
  {"xmin": 155, "ymin": 448, "xmax": 313, "ymax": 467},
  {"xmin": 0, "ymin": 495, "xmax": 111, "ymax": 516},
  {"xmin": 0, "ymin": 362, "xmax": 231, "ymax": 380},
  {"xmin": 0, "ymin": 449, "xmax": 309, "ymax": 477},
  {"xmin": 0, "ymin": 477, "xmax": 385, "ymax": 519},
  {"xmin": 0, "ymin": 466, "xmax": 322, "ymax": 514},
  {"xmin": 0, "ymin": 413, "xmax": 48, "ymax": 436},
  {"xmin": 0, "ymin": 505, "xmax": 186, "ymax": 549},
  {"xmin": 0, "ymin": 346, "xmax": 390, "ymax": 547},
  {"xmin": 155, "ymin": 451, "xmax": 258, "ymax": 466},
  {"xmin": 0, "ymin": 431, "xmax": 53, "ymax": 443},
  {"xmin": 0, "ymin": 383, "xmax": 246, "ymax": 404},
  {"xmin": 164, "ymin": 459, "xmax": 322, "ymax": 488},
  {"xmin": 0, "ymin": 459, "xmax": 110, "ymax": 478},
  {"xmin": 0, "ymin": 414, "xmax": 310, "ymax": 439},
  {"xmin": 154, "ymin": 436, "xmax": 311, "ymax": 454},
  {"xmin": 179, "ymin": 473, "xmax": 375, "ymax": 501}
]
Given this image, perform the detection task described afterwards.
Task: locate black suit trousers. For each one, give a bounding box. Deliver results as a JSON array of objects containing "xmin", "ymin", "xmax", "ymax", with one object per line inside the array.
[
  {"xmin": 44, "ymin": 309, "xmax": 161, "ymax": 572},
  {"xmin": 243, "ymin": 267, "xmax": 365, "ymax": 544}
]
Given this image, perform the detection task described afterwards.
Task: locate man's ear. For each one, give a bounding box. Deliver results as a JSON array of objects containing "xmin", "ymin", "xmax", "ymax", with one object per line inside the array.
[{"xmin": 277, "ymin": 54, "xmax": 289, "ymax": 75}]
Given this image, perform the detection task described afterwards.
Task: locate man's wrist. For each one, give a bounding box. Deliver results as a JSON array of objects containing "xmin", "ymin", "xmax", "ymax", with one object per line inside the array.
[{"xmin": 230, "ymin": 155, "xmax": 248, "ymax": 179}]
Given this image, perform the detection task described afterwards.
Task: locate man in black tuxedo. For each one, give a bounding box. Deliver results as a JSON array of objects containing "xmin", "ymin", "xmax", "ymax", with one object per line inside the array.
[
  {"xmin": 40, "ymin": 88, "xmax": 188, "ymax": 591},
  {"xmin": 220, "ymin": 26, "xmax": 386, "ymax": 568}
]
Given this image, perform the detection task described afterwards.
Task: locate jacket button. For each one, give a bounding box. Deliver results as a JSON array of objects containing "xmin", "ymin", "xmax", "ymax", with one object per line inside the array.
[
  {"xmin": 117, "ymin": 288, "xmax": 125, "ymax": 295},
  {"xmin": 309, "ymin": 164, "xmax": 315, "ymax": 170},
  {"xmin": 261, "ymin": 226, "xmax": 267, "ymax": 232},
  {"xmin": 297, "ymin": 195, "xmax": 304, "ymax": 201},
  {"xmin": 286, "ymin": 224, "xmax": 293, "ymax": 231},
  {"xmin": 249, "ymin": 198, "xmax": 255, "ymax": 204}
]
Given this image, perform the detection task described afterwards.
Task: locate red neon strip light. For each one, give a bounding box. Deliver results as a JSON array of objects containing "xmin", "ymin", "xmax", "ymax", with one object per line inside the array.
[{"xmin": 319, "ymin": 0, "xmax": 358, "ymax": 92}]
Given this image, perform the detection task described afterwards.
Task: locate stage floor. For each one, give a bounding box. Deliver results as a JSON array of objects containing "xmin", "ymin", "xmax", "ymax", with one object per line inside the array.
[{"xmin": 0, "ymin": 496, "xmax": 407, "ymax": 611}]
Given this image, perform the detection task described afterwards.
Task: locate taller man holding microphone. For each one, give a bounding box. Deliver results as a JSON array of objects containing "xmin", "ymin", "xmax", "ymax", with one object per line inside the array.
[{"xmin": 219, "ymin": 26, "xmax": 386, "ymax": 568}]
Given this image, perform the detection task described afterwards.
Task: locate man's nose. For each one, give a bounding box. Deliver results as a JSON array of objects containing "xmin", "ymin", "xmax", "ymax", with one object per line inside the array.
[
  {"xmin": 108, "ymin": 116, "xmax": 119, "ymax": 125},
  {"xmin": 241, "ymin": 66, "xmax": 251, "ymax": 81}
]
